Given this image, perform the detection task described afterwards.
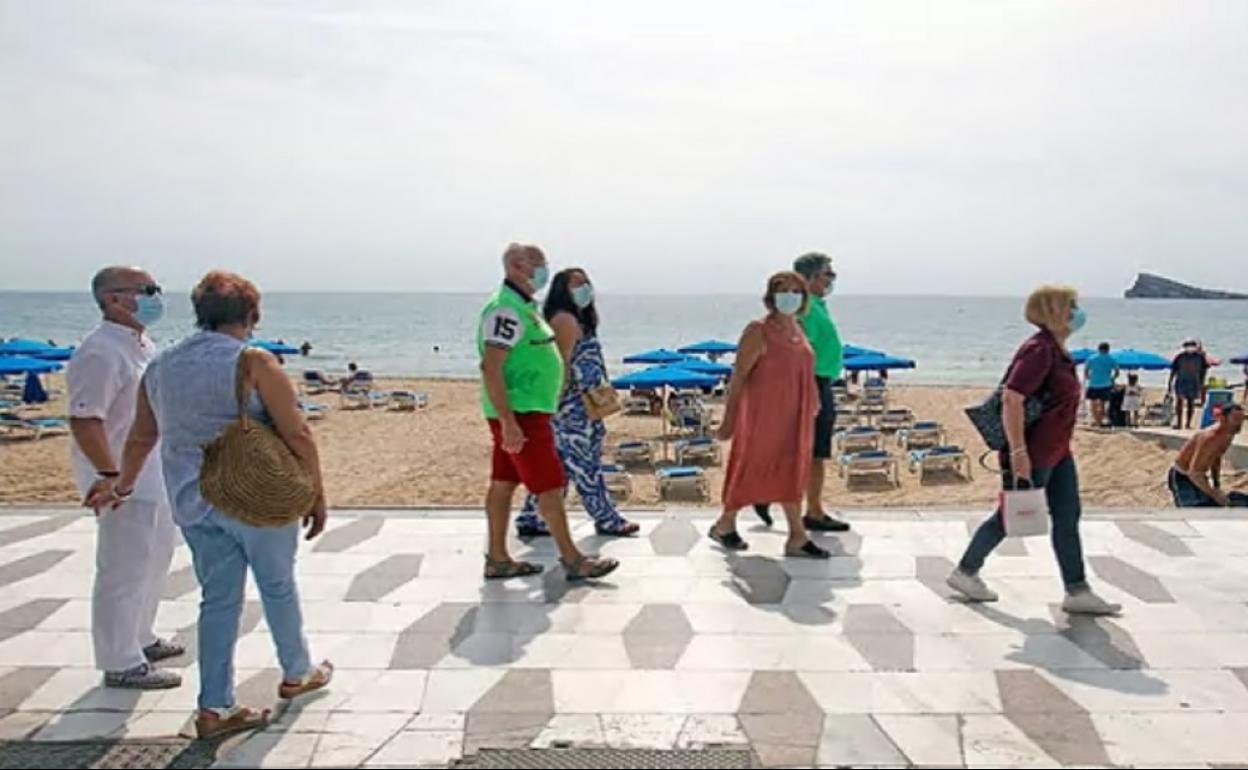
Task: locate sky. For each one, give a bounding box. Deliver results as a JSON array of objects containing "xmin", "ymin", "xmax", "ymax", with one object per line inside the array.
[{"xmin": 1, "ymin": 1, "xmax": 1246, "ymax": 296}]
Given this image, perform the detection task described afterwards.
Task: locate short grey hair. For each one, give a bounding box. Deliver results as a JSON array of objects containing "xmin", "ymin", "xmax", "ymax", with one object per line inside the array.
[
  {"xmin": 91, "ymin": 266, "xmax": 131, "ymax": 309},
  {"xmin": 793, "ymin": 252, "xmax": 832, "ymax": 282}
]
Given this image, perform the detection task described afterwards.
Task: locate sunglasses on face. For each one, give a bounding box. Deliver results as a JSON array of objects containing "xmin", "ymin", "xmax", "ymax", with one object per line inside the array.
[{"xmin": 107, "ymin": 284, "xmax": 163, "ymax": 297}]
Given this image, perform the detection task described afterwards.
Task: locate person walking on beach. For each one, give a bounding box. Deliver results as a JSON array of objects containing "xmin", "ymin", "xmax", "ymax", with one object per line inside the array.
[
  {"xmin": 478, "ymin": 244, "xmax": 620, "ymax": 581},
  {"xmin": 515, "ymin": 268, "xmax": 639, "ymax": 538},
  {"xmin": 1171, "ymin": 340, "xmax": 1208, "ymax": 430},
  {"xmin": 87, "ymin": 271, "xmax": 333, "ymax": 739},
  {"xmin": 753, "ymin": 252, "xmax": 851, "ymax": 533},
  {"xmin": 1168, "ymin": 403, "xmax": 1248, "ymax": 507},
  {"xmin": 947, "ymin": 285, "xmax": 1122, "ymax": 616},
  {"xmin": 1083, "ymin": 342, "xmax": 1118, "ymax": 428},
  {"xmin": 710, "ymin": 271, "xmax": 830, "ymax": 559},
  {"xmin": 69, "ymin": 266, "xmax": 182, "ymax": 690}
]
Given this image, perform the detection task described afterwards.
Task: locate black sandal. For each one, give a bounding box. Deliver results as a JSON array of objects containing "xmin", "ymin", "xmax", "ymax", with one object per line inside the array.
[
  {"xmin": 785, "ymin": 541, "xmax": 832, "ymax": 560},
  {"xmin": 709, "ymin": 525, "xmax": 749, "ymax": 552},
  {"xmin": 484, "ymin": 558, "xmax": 545, "ymax": 580},
  {"xmin": 561, "ymin": 555, "xmax": 620, "ymax": 582},
  {"xmin": 595, "ymin": 519, "xmax": 641, "ymax": 538},
  {"xmin": 516, "ymin": 524, "xmax": 551, "ymax": 539},
  {"xmin": 803, "ymin": 514, "xmax": 851, "ymax": 533},
  {"xmin": 752, "ymin": 504, "xmax": 774, "ymax": 527}
]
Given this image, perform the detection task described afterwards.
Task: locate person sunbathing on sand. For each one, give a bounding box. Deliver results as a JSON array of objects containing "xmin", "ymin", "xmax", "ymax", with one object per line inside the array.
[{"xmin": 1169, "ymin": 403, "xmax": 1248, "ymax": 508}]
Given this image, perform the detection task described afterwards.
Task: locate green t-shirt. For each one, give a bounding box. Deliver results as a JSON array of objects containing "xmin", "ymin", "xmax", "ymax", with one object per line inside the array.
[
  {"xmin": 801, "ymin": 295, "xmax": 844, "ymax": 379},
  {"xmin": 477, "ymin": 283, "xmax": 565, "ymax": 418}
]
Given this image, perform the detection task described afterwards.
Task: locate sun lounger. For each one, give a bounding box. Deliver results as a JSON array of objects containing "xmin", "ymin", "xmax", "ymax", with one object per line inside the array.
[
  {"xmin": 0, "ymin": 413, "xmax": 69, "ymax": 440},
  {"xmin": 601, "ymin": 463, "xmax": 633, "ymax": 501},
  {"xmin": 838, "ymin": 449, "xmax": 901, "ymax": 487},
  {"xmin": 614, "ymin": 441, "xmax": 655, "ymax": 466},
  {"xmin": 668, "ymin": 405, "xmax": 713, "ymax": 437},
  {"xmin": 898, "ymin": 421, "xmax": 946, "ymax": 451},
  {"xmin": 909, "ymin": 445, "xmax": 973, "ymax": 483},
  {"xmin": 300, "ymin": 370, "xmax": 339, "ymax": 395},
  {"xmin": 835, "ymin": 426, "xmax": 883, "ymax": 455},
  {"xmin": 299, "ymin": 401, "xmax": 330, "ymax": 421},
  {"xmin": 657, "ymin": 466, "xmax": 710, "ymax": 501},
  {"xmin": 675, "ymin": 436, "xmax": 721, "ymax": 466},
  {"xmin": 878, "ymin": 407, "xmax": 916, "ymax": 432},
  {"xmin": 389, "ymin": 390, "xmax": 429, "ymax": 411},
  {"xmin": 622, "ymin": 394, "xmax": 653, "ymax": 415},
  {"xmin": 1139, "ymin": 396, "xmax": 1175, "ymax": 428}
]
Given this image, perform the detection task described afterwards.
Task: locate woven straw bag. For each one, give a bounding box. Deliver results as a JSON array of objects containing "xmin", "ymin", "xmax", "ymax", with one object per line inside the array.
[{"xmin": 200, "ymin": 350, "xmax": 317, "ymax": 528}]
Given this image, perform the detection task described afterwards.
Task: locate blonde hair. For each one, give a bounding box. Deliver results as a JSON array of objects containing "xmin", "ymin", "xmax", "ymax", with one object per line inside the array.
[{"xmin": 1024, "ymin": 285, "xmax": 1078, "ymax": 336}]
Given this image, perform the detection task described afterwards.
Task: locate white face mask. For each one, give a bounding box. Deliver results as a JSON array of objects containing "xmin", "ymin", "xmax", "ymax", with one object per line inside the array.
[
  {"xmin": 774, "ymin": 291, "xmax": 804, "ymax": 316},
  {"xmin": 571, "ymin": 283, "xmax": 594, "ymax": 309}
]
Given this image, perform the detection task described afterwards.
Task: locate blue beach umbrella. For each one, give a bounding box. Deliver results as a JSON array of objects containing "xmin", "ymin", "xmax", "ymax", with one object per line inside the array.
[
  {"xmin": 1070, "ymin": 348, "xmax": 1097, "ymax": 365},
  {"xmin": 1110, "ymin": 348, "xmax": 1171, "ymax": 371},
  {"xmin": 0, "ymin": 356, "xmax": 63, "ymax": 376},
  {"xmin": 672, "ymin": 357, "xmax": 734, "ymax": 378},
  {"xmin": 622, "ymin": 348, "xmax": 689, "ymax": 365},
  {"xmin": 32, "ymin": 347, "xmax": 75, "ymax": 361},
  {"xmin": 611, "ymin": 365, "xmax": 720, "ymax": 391},
  {"xmin": 1229, "ymin": 350, "xmax": 1248, "ymax": 365},
  {"xmin": 677, "ymin": 340, "xmax": 738, "ymax": 356},
  {"xmin": 843, "ymin": 344, "xmax": 886, "ymax": 359},
  {"xmin": 251, "ymin": 340, "xmax": 301, "ymax": 356},
  {"xmin": 843, "ymin": 353, "xmax": 917, "ymax": 372},
  {"xmin": 0, "ymin": 339, "xmax": 56, "ymax": 357}
]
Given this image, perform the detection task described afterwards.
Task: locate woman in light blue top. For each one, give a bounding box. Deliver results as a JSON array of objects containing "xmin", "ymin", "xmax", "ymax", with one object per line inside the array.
[{"xmin": 87, "ymin": 271, "xmax": 332, "ymax": 740}]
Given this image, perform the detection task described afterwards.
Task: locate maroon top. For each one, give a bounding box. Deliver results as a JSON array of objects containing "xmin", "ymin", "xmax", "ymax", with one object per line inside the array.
[{"xmin": 1004, "ymin": 328, "xmax": 1081, "ymax": 469}]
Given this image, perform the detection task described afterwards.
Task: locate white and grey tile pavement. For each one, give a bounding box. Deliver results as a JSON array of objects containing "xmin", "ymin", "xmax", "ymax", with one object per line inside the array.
[{"xmin": 2, "ymin": 506, "xmax": 1248, "ymax": 767}]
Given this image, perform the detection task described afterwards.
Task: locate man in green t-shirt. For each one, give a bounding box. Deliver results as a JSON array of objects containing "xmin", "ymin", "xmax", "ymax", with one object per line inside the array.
[
  {"xmin": 478, "ymin": 244, "xmax": 619, "ymax": 583},
  {"xmin": 754, "ymin": 252, "xmax": 852, "ymax": 532}
]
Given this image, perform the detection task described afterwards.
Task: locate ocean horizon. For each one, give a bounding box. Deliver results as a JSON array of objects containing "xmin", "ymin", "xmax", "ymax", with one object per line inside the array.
[{"xmin": 4, "ymin": 291, "xmax": 1245, "ymax": 387}]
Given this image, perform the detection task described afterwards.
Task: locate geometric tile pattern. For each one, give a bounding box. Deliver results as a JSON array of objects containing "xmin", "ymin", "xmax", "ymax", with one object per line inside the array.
[{"xmin": 4, "ymin": 509, "xmax": 1248, "ymax": 768}]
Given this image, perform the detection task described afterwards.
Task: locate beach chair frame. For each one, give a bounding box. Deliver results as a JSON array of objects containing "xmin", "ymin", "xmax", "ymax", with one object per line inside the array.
[
  {"xmin": 878, "ymin": 407, "xmax": 916, "ymax": 433},
  {"xmin": 674, "ymin": 437, "xmax": 721, "ymax": 466},
  {"xmin": 614, "ymin": 441, "xmax": 655, "ymax": 467},
  {"xmin": 898, "ymin": 423, "xmax": 946, "ymax": 451},
  {"xmin": 908, "ymin": 447, "xmax": 974, "ymax": 484},
  {"xmin": 389, "ymin": 391, "xmax": 430, "ymax": 412},
  {"xmin": 657, "ymin": 467, "xmax": 710, "ymax": 501},
  {"xmin": 838, "ymin": 450, "xmax": 902, "ymax": 487},
  {"xmin": 835, "ymin": 427, "xmax": 884, "ymax": 456},
  {"xmin": 601, "ymin": 465, "xmax": 634, "ymax": 501}
]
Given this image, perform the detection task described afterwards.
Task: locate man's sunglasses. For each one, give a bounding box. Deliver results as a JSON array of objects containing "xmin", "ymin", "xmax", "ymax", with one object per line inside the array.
[{"xmin": 107, "ymin": 284, "xmax": 163, "ymax": 297}]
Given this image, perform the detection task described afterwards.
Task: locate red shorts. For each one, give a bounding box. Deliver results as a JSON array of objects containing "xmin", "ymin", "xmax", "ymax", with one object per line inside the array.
[{"xmin": 488, "ymin": 412, "xmax": 566, "ymax": 495}]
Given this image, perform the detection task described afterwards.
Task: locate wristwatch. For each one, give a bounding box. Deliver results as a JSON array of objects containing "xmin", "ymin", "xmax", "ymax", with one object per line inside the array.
[{"xmin": 97, "ymin": 470, "xmax": 120, "ymax": 479}]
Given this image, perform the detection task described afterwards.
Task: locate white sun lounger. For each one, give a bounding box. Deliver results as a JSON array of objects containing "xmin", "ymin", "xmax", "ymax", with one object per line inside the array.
[
  {"xmin": 909, "ymin": 446, "xmax": 973, "ymax": 483},
  {"xmin": 675, "ymin": 436, "xmax": 721, "ymax": 466},
  {"xmin": 622, "ymin": 395, "xmax": 653, "ymax": 415},
  {"xmin": 898, "ymin": 421, "xmax": 946, "ymax": 451},
  {"xmin": 601, "ymin": 463, "xmax": 634, "ymax": 501},
  {"xmin": 0, "ymin": 413, "xmax": 70, "ymax": 441},
  {"xmin": 835, "ymin": 426, "xmax": 883, "ymax": 456},
  {"xmin": 614, "ymin": 441, "xmax": 655, "ymax": 466},
  {"xmin": 299, "ymin": 401, "xmax": 330, "ymax": 421},
  {"xmin": 300, "ymin": 370, "xmax": 338, "ymax": 396},
  {"xmin": 878, "ymin": 407, "xmax": 915, "ymax": 432},
  {"xmin": 657, "ymin": 466, "xmax": 710, "ymax": 501},
  {"xmin": 838, "ymin": 449, "xmax": 901, "ymax": 487},
  {"xmin": 389, "ymin": 390, "xmax": 430, "ymax": 411}
]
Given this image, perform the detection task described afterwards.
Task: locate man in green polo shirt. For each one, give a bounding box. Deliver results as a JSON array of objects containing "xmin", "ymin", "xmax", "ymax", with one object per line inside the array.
[
  {"xmin": 754, "ymin": 252, "xmax": 852, "ymax": 532},
  {"xmin": 478, "ymin": 243, "xmax": 619, "ymax": 583}
]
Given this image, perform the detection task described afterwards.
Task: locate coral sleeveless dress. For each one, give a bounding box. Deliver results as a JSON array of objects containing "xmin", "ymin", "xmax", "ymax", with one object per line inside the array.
[{"xmin": 721, "ymin": 316, "xmax": 819, "ymax": 510}]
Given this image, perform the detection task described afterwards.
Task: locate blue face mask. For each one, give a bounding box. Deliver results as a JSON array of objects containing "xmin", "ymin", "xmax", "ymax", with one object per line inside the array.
[
  {"xmin": 134, "ymin": 293, "xmax": 164, "ymax": 328},
  {"xmin": 774, "ymin": 291, "xmax": 804, "ymax": 316},
  {"xmin": 531, "ymin": 265, "xmax": 550, "ymax": 292},
  {"xmin": 1069, "ymin": 306, "xmax": 1087, "ymax": 334},
  {"xmin": 571, "ymin": 284, "xmax": 594, "ymax": 309}
]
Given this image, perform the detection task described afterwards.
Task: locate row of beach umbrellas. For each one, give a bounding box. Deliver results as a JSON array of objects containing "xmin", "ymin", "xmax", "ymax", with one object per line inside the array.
[
  {"xmin": 1070, "ymin": 347, "xmax": 1248, "ymax": 371},
  {"xmin": 611, "ymin": 339, "xmax": 917, "ymax": 390}
]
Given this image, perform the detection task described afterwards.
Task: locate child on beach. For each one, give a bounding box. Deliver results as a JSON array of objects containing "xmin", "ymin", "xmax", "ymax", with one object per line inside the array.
[{"xmin": 1123, "ymin": 374, "xmax": 1143, "ymax": 428}]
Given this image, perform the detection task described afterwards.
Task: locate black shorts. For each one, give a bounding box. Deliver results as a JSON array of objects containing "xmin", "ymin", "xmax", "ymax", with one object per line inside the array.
[
  {"xmin": 813, "ymin": 376, "xmax": 836, "ymax": 460},
  {"xmin": 1086, "ymin": 387, "xmax": 1112, "ymax": 402}
]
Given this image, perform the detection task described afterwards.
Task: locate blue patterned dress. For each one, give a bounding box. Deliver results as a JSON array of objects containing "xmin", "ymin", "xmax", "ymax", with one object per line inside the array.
[{"xmin": 517, "ymin": 333, "xmax": 628, "ymax": 532}]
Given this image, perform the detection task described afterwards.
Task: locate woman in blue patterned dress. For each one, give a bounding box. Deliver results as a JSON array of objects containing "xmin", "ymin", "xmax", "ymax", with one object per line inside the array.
[{"xmin": 516, "ymin": 268, "xmax": 639, "ymax": 537}]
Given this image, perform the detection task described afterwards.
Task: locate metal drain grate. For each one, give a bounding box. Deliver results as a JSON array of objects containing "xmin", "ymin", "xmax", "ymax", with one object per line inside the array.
[
  {"xmin": 0, "ymin": 740, "xmax": 217, "ymax": 770},
  {"xmin": 453, "ymin": 747, "xmax": 758, "ymax": 769}
]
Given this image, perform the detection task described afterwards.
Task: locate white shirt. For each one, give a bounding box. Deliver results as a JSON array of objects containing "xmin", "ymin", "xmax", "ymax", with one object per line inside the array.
[{"xmin": 67, "ymin": 321, "xmax": 165, "ymax": 502}]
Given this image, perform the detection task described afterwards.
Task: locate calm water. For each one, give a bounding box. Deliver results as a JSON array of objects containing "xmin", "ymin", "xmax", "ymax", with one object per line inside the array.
[{"xmin": 3, "ymin": 292, "xmax": 1246, "ymax": 386}]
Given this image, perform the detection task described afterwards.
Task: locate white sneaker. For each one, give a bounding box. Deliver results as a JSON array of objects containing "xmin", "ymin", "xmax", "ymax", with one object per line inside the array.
[
  {"xmin": 1062, "ymin": 589, "xmax": 1122, "ymax": 616},
  {"xmin": 946, "ymin": 569, "xmax": 999, "ymax": 603}
]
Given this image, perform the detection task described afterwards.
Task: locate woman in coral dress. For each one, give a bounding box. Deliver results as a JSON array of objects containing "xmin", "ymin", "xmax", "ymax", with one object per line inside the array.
[{"xmin": 710, "ymin": 271, "xmax": 829, "ymax": 559}]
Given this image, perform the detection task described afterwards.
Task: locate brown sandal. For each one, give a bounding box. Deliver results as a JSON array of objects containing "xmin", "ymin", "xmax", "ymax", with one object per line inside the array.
[
  {"xmin": 484, "ymin": 557, "xmax": 545, "ymax": 580},
  {"xmin": 278, "ymin": 660, "xmax": 334, "ymax": 701},
  {"xmin": 195, "ymin": 705, "xmax": 270, "ymax": 740}
]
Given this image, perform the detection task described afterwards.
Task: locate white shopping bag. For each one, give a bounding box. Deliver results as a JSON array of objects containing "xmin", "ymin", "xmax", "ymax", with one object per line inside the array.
[{"xmin": 1001, "ymin": 483, "xmax": 1050, "ymax": 538}]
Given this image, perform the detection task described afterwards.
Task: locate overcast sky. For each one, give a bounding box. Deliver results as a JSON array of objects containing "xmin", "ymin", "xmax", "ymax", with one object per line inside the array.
[{"xmin": 1, "ymin": 1, "xmax": 1245, "ymax": 296}]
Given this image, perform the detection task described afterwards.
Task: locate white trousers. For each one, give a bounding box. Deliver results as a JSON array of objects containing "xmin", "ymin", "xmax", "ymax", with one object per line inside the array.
[{"xmin": 92, "ymin": 497, "xmax": 177, "ymax": 672}]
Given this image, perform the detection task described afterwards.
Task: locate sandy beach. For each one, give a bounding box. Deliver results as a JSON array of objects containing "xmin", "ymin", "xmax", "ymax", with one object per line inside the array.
[{"xmin": 4, "ymin": 376, "xmax": 1243, "ymax": 511}]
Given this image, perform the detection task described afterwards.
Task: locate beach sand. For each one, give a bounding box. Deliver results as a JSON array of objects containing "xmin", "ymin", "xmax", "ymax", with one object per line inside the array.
[{"xmin": 3, "ymin": 378, "xmax": 1244, "ymax": 510}]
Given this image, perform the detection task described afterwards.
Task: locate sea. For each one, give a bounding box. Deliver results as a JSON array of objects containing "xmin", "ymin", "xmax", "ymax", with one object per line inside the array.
[{"xmin": 3, "ymin": 292, "xmax": 1246, "ymax": 387}]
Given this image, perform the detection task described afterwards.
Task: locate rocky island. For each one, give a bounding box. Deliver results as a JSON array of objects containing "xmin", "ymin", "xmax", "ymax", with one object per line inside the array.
[{"xmin": 1125, "ymin": 272, "xmax": 1248, "ymax": 300}]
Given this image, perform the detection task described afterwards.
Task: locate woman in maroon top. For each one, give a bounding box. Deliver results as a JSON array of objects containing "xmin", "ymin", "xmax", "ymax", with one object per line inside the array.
[{"xmin": 948, "ymin": 286, "xmax": 1122, "ymax": 616}]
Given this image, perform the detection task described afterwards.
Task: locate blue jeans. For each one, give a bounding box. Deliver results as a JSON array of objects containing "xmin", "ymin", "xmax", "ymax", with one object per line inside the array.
[
  {"xmin": 181, "ymin": 509, "xmax": 312, "ymax": 711},
  {"xmin": 959, "ymin": 455, "xmax": 1089, "ymax": 592}
]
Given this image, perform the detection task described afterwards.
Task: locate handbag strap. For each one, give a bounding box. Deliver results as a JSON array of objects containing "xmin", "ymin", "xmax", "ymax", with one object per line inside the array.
[{"xmin": 233, "ymin": 349, "xmax": 258, "ymax": 431}]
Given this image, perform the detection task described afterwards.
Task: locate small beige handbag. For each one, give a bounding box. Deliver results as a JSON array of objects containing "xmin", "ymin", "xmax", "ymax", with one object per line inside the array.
[
  {"xmin": 200, "ymin": 350, "xmax": 317, "ymax": 528},
  {"xmin": 582, "ymin": 383, "xmax": 622, "ymax": 421}
]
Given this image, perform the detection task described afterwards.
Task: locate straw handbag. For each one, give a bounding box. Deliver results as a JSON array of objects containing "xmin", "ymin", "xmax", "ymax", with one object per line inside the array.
[
  {"xmin": 582, "ymin": 383, "xmax": 621, "ymax": 421},
  {"xmin": 200, "ymin": 350, "xmax": 317, "ymax": 527}
]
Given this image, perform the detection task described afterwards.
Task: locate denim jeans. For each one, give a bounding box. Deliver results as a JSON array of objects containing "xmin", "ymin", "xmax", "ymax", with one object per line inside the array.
[
  {"xmin": 1168, "ymin": 468, "xmax": 1248, "ymax": 507},
  {"xmin": 181, "ymin": 508, "xmax": 312, "ymax": 711},
  {"xmin": 959, "ymin": 455, "xmax": 1089, "ymax": 592}
]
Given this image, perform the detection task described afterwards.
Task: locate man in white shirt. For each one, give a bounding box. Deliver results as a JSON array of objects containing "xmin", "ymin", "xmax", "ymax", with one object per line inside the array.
[{"xmin": 69, "ymin": 266, "xmax": 182, "ymax": 690}]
